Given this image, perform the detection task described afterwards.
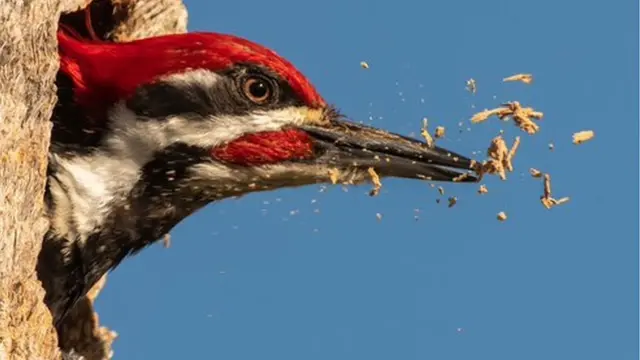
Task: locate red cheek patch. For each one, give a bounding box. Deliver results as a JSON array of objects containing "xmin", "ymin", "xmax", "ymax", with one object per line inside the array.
[{"xmin": 211, "ymin": 129, "xmax": 315, "ymax": 166}]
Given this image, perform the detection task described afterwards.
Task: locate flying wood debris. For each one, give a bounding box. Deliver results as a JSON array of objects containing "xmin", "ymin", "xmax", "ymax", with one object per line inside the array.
[
  {"xmin": 506, "ymin": 136, "xmax": 521, "ymax": 172},
  {"xmin": 466, "ymin": 78, "xmax": 477, "ymax": 94},
  {"xmin": 437, "ymin": 186, "xmax": 445, "ymax": 195},
  {"xmin": 367, "ymin": 167, "xmax": 382, "ymax": 196},
  {"xmin": 435, "ymin": 126, "xmax": 446, "ymax": 139},
  {"xmin": 478, "ymin": 184, "xmax": 488, "ymax": 194},
  {"xmin": 497, "ymin": 212, "xmax": 508, "ymax": 221},
  {"xmin": 376, "ymin": 213, "xmax": 383, "ymax": 221},
  {"xmin": 484, "ymin": 136, "xmax": 509, "ymax": 180},
  {"xmin": 475, "ymin": 135, "xmax": 521, "ymax": 180},
  {"xmin": 471, "ymin": 101, "xmax": 543, "ymax": 135},
  {"xmin": 540, "ymin": 173, "xmax": 570, "ymax": 209},
  {"xmin": 542, "ymin": 197, "xmax": 571, "ymax": 209},
  {"xmin": 360, "ymin": 61, "xmax": 370, "ymax": 69},
  {"xmin": 572, "ymin": 130, "xmax": 595, "ymax": 145},
  {"xmin": 503, "ymin": 73, "xmax": 534, "ymax": 84},
  {"xmin": 529, "ymin": 168, "xmax": 543, "ymax": 178},
  {"xmin": 543, "ymin": 174, "xmax": 552, "ymax": 198},
  {"xmin": 447, "ymin": 197, "xmax": 458, "ymax": 208},
  {"xmin": 420, "ymin": 118, "xmax": 435, "ymax": 148},
  {"xmin": 162, "ymin": 234, "xmax": 171, "ymax": 248}
]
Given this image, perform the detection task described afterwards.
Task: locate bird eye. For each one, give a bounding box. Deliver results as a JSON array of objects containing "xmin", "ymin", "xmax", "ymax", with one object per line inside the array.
[{"xmin": 242, "ymin": 76, "xmax": 272, "ymax": 104}]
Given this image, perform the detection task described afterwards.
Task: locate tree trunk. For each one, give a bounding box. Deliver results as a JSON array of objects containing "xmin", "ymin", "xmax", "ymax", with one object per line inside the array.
[{"xmin": 0, "ymin": 1, "xmax": 187, "ymax": 359}]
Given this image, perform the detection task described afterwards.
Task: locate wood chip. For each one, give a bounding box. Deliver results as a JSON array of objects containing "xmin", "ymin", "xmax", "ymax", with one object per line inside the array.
[
  {"xmin": 447, "ymin": 197, "xmax": 457, "ymax": 208},
  {"xmin": 474, "ymin": 135, "xmax": 520, "ymax": 180},
  {"xmin": 470, "ymin": 101, "xmax": 543, "ymax": 134},
  {"xmin": 437, "ymin": 186, "xmax": 445, "ymax": 195},
  {"xmin": 503, "ymin": 73, "xmax": 533, "ymax": 84},
  {"xmin": 470, "ymin": 108, "xmax": 503, "ymax": 124},
  {"xmin": 375, "ymin": 213, "xmax": 383, "ymax": 221},
  {"xmin": 543, "ymin": 173, "xmax": 552, "ymax": 198},
  {"xmin": 360, "ymin": 61, "xmax": 369, "ymax": 69},
  {"xmin": 434, "ymin": 126, "xmax": 446, "ymax": 138},
  {"xmin": 505, "ymin": 136, "xmax": 521, "ymax": 172},
  {"xmin": 529, "ymin": 168, "xmax": 542, "ymax": 178},
  {"xmin": 572, "ymin": 130, "xmax": 595, "ymax": 145},
  {"xmin": 548, "ymin": 143, "xmax": 555, "ymax": 151},
  {"xmin": 162, "ymin": 233, "xmax": 171, "ymax": 248},
  {"xmin": 541, "ymin": 196, "xmax": 571, "ymax": 209},
  {"xmin": 420, "ymin": 118, "xmax": 435, "ymax": 148},
  {"xmin": 478, "ymin": 184, "xmax": 488, "ymax": 194},
  {"xmin": 487, "ymin": 136, "xmax": 508, "ymax": 163},
  {"xmin": 497, "ymin": 211, "xmax": 508, "ymax": 221},
  {"xmin": 466, "ymin": 78, "xmax": 477, "ymax": 94},
  {"xmin": 540, "ymin": 173, "xmax": 570, "ymax": 209},
  {"xmin": 367, "ymin": 167, "xmax": 382, "ymax": 196}
]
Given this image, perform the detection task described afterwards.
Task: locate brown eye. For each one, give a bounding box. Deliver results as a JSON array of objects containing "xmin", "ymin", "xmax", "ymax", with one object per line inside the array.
[{"xmin": 242, "ymin": 77, "xmax": 272, "ymax": 104}]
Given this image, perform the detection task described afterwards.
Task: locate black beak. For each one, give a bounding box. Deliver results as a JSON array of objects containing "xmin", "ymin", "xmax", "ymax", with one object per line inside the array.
[{"xmin": 302, "ymin": 120, "xmax": 478, "ymax": 183}]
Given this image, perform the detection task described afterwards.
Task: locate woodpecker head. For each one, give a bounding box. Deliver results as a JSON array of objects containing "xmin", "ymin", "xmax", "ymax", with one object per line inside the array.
[{"xmin": 43, "ymin": 29, "xmax": 481, "ymax": 325}]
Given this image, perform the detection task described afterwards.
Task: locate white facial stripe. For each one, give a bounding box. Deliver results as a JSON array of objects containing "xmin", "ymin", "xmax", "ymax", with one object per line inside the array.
[
  {"xmin": 108, "ymin": 104, "xmax": 313, "ymax": 151},
  {"xmin": 163, "ymin": 68, "xmax": 222, "ymax": 88},
  {"xmin": 172, "ymin": 106, "xmax": 311, "ymax": 147}
]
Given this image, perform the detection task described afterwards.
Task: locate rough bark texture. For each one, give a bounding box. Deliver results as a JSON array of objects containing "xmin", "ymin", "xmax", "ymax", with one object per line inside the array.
[{"xmin": 0, "ymin": 1, "xmax": 187, "ymax": 359}]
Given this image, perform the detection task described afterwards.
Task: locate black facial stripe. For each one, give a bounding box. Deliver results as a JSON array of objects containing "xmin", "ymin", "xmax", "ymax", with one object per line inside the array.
[
  {"xmin": 126, "ymin": 64, "xmax": 307, "ymax": 120},
  {"xmin": 127, "ymin": 76, "xmax": 243, "ymax": 119}
]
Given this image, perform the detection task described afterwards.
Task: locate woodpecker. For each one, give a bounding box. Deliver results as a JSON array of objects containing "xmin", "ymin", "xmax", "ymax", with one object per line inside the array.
[{"xmin": 39, "ymin": 29, "xmax": 479, "ymax": 327}]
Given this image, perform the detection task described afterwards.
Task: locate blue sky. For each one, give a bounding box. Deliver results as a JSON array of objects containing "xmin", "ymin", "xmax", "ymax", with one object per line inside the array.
[{"xmin": 94, "ymin": 1, "xmax": 639, "ymax": 359}]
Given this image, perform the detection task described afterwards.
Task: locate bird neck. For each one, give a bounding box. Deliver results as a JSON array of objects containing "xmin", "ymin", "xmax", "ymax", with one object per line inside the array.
[{"xmin": 40, "ymin": 150, "xmax": 209, "ymax": 324}]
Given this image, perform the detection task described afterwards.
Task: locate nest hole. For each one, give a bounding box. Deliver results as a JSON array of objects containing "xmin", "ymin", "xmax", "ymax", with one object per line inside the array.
[{"xmin": 59, "ymin": 0, "xmax": 131, "ymax": 41}]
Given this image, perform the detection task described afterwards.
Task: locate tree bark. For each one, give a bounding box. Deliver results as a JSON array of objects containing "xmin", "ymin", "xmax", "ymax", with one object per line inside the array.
[{"xmin": 0, "ymin": 1, "xmax": 187, "ymax": 359}]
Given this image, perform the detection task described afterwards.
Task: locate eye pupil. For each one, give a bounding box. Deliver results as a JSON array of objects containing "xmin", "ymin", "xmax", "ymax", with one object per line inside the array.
[
  {"xmin": 249, "ymin": 80, "xmax": 268, "ymax": 98},
  {"xmin": 243, "ymin": 77, "xmax": 272, "ymax": 104}
]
